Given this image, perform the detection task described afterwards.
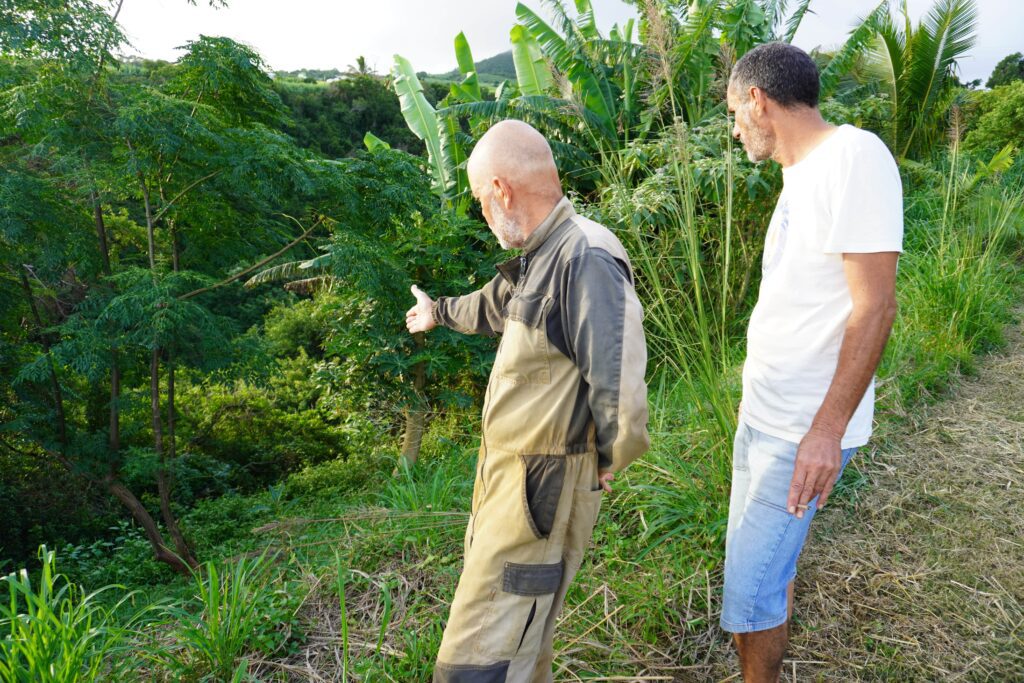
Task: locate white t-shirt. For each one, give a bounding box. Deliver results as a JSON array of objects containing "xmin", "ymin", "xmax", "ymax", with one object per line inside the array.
[{"xmin": 740, "ymin": 124, "xmax": 903, "ymax": 448}]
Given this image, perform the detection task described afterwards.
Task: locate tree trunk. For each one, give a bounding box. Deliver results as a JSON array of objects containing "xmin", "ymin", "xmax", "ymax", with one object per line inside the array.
[
  {"xmin": 399, "ymin": 333, "xmax": 428, "ymax": 469},
  {"xmin": 104, "ymin": 477, "xmax": 193, "ymax": 575},
  {"xmin": 151, "ymin": 349, "xmax": 198, "ymax": 569},
  {"xmin": 91, "ymin": 190, "xmax": 111, "ymax": 275},
  {"xmin": 91, "ymin": 192, "xmax": 120, "ymax": 453},
  {"xmin": 110, "ymin": 354, "xmax": 120, "ymax": 453}
]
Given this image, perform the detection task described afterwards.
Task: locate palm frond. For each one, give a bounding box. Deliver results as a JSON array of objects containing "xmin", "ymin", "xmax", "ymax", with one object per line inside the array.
[
  {"xmin": 573, "ymin": 0, "xmax": 601, "ymax": 40},
  {"xmin": 244, "ymin": 260, "xmax": 308, "ymax": 288},
  {"xmin": 900, "ymin": 0, "xmax": 978, "ymax": 156},
  {"xmin": 819, "ymin": 0, "xmax": 890, "ymax": 98},
  {"xmin": 782, "ymin": 0, "xmax": 813, "ymax": 42},
  {"xmin": 762, "ymin": 0, "xmax": 789, "ymax": 35},
  {"xmin": 865, "ymin": 14, "xmax": 905, "ymax": 149},
  {"xmin": 284, "ymin": 276, "xmax": 335, "ymax": 295}
]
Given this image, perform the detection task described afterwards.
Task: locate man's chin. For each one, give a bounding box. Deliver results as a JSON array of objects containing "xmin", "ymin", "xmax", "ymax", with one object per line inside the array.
[{"xmin": 745, "ymin": 149, "xmax": 766, "ymax": 163}]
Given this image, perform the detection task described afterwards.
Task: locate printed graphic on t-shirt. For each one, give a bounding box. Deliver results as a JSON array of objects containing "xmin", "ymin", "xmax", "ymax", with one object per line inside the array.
[{"xmin": 762, "ymin": 198, "xmax": 788, "ymax": 277}]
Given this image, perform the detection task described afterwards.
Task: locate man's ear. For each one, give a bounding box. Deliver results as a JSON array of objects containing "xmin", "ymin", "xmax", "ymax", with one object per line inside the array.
[
  {"xmin": 749, "ymin": 86, "xmax": 769, "ymax": 117},
  {"xmin": 492, "ymin": 177, "xmax": 513, "ymax": 210}
]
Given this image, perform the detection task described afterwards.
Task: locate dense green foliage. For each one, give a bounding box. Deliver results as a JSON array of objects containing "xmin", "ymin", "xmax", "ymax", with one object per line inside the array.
[
  {"xmin": 0, "ymin": 1, "xmax": 496, "ymax": 574},
  {"xmin": 1, "ymin": 0, "xmax": 1022, "ymax": 680},
  {"xmin": 275, "ymin": 74, "xmax": 449, "ymax": 158},
  {"xmin": 964, "ymin": 80, "xmax": 1024, "ymax": 153}
]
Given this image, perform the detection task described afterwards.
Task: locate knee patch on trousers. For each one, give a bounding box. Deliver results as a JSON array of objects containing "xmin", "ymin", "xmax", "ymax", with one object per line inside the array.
[
  {"xmin": 433, "ymin": 660, "xmax": 510, "ymax": 682},
  {"xmin": 503, "ymin": 561, "xmax": 563, "ymax": 596}
]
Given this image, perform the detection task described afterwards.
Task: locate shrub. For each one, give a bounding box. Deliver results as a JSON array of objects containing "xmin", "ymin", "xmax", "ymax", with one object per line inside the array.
[{"xmin": 964, "ymin": 81, "xmax": 1024, "ymax": 154}]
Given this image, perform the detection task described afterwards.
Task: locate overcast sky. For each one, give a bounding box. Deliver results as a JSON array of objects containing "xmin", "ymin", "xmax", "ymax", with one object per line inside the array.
[{"xmin": 115, "ymin": 0, "xmax": 1021, "ymax": 85}]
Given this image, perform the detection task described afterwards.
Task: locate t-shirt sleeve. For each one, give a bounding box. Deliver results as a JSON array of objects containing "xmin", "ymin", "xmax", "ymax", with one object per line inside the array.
[{"xmin": 823, "ymin": 132, "xmax": 904, "ymax": 254}]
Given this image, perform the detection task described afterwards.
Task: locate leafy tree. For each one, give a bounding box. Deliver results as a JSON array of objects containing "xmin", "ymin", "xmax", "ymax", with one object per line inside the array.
[
  {"xmin": 964, "ymin": 81, "xmax": 1024, "ymax": 153},
  {"xmin": 986, "ymin": 51, "xmax": 1024, "ymax": 89},
  {"xmin": 1, "ymin": 3, "xmax": 329, "ymax": 573},
  {"xmin": 247, "ymin": 149, "xmax": 501, "ymax": 467}
]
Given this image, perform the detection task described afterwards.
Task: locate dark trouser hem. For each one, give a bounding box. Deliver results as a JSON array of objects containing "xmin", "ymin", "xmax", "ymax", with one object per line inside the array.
[{"xmin": 433, "ymin": 660, "xmax": 511, "ymax": 683}]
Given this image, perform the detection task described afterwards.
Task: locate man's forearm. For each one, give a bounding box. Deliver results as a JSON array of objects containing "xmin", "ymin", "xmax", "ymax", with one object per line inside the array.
[{"xmin": 809, "ymin": 301, "xmax": 897, "ymax": 438}]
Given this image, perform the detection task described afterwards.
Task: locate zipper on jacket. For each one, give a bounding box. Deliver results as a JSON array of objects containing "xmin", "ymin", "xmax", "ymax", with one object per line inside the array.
[{"xmin": 518, "ymin": 254, "xmax": 528, "ymax": 291}]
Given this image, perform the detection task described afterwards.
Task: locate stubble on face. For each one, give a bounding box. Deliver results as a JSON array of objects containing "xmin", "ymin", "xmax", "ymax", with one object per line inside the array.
[
  {"xmin": 489, "ymin": 195, "xmax": 525, "ymax": 250},
  {"xmin": 729, "ymin": 85, "xmax": 776, "ymax": 163}
]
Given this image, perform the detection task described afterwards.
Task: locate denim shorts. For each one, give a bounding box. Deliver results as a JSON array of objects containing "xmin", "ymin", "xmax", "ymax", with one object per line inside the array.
[{"xmin": 720, "ymin": 420, "xmax": 857, "ymax": 633}]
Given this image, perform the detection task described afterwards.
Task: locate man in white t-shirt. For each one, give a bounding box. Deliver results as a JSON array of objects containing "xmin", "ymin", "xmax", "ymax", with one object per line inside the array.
[{"xmin": 720, "ymin": 43, "xmax": 902, "ymax": 681}]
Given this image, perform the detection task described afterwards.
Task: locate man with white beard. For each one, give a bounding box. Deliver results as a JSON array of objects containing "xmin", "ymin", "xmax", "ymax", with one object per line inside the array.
[{"xmin": 405, "ymin": 120, "xmax": 650, "ymax": 682}]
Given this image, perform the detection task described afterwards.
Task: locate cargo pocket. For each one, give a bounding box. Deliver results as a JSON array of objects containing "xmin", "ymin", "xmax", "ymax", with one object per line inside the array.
[
  {"xmin": 521, "ymin": 455, "xmax": 566, "ymax": 539},
  {"xmin": 494, "ymin": 290, "xmax": 552, "ymax": 385},
  {"xmin": 503, "ymin": 561, "xmax": 563, "ymax": 657}
]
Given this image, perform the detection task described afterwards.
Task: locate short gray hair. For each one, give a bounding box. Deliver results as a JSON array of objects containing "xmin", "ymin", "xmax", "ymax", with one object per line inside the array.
[{"xmin": 730, "ymin": 42, "xmax": 820, "ymax": 109}]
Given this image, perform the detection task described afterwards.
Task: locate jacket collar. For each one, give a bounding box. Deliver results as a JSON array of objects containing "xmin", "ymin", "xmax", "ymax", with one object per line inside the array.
[
  {"xmin": 521, "ymin": 196, "xmax": 575, "ymax": 255},
  {"xmin": 495, "ymin": 196, "xmax": 575, "ymax": 286}
]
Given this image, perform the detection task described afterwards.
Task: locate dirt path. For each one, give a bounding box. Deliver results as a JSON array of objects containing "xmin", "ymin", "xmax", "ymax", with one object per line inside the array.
[{"xmin": 734, "ymin": 319, "xmax": 1024, "ymax": 681}]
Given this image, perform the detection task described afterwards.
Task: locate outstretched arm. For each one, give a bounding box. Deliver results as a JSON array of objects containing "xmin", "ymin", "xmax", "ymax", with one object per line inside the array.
[{"xmin": 405, "ymin": 274, "xmax": 510, "ymax": 337}]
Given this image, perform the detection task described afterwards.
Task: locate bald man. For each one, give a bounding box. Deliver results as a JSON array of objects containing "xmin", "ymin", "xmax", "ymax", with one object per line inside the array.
[{"xmin": 406, "ymin": 120, "xmax": 650, "ymax": 682}]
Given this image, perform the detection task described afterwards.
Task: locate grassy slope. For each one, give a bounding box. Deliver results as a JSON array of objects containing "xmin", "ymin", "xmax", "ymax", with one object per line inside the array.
[{"xmin": 31, "ymin": 167, "xmax": 1023, "ymax": 680}]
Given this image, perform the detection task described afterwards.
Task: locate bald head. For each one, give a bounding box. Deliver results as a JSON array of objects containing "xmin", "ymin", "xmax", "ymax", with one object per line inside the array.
[
  {"xmin": 468, "ymin": 120, "xmax": 562, "ymax": 204},
  {"xmin": 467, "ymin": 120, "xmax": 564, "ymax": 249}
]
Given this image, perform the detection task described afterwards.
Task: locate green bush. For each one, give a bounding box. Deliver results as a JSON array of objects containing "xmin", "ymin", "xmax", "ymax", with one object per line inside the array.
[
  {"xmin": 176, "ymin": 379, "xmax": 351, "ymax": 491},
  {"xmin": 964, "ymin": 81, "xmax": 1024, "ymax": 154},
  {"xmin": 284, "ymin": 450, "xmax": 391, "ymax": 499},
  {"xmin": 262, "ymin": 298, "xmax": 328, "ymax": 359}
]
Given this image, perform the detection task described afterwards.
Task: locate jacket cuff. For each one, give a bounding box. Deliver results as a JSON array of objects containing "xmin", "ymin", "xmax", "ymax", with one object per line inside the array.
[{"xmin": 431, "ymin": 299, "xmax": 446, "ymax": 328}]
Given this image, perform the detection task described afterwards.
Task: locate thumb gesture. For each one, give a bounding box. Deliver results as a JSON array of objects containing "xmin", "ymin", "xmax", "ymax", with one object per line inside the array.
[{"xmin": 406, "ymin": 285, "xmax": 436, "ymax": 334}]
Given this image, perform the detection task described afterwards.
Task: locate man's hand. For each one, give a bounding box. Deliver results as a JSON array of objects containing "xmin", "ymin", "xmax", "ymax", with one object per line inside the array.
[
  {"xmin": 405, "ymin": 285, "xmax": 436, "ymax": 334},
  {"xmin": 598, "ymin": 471, "xmax": 615, "ymax": 494},
  {"xmin": 787, "ymin": 427, "xmax": 842, "ymax": 518}
]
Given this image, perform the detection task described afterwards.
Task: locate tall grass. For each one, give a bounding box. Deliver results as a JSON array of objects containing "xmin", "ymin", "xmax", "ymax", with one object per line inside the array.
[
  {"xmin": 882, "ymin": 160, "xmax": 1024, "ymax": 411},
  {"xmin": 151, "ymin": 552, "xmax": 282, "ymax": 681},
  {"xmin": 0, "ymin": 547, "xmax": 141, "ymax": 683}
]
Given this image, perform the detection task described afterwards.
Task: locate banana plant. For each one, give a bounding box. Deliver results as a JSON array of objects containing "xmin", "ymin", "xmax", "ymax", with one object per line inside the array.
[
  {"xmin": 514, "ymin": 1, "xmax": 619, "ymax": 141},
  {"xmin": 510, "ymin": 23, "xmax": 553, "ymax": 96},
  {"xmin": 391, "ymin": 54, "xmax": 468, "ymax": 209},
  {"xmin": 450, "ymin": 31, "xmax": 482, "ymax": 103}
]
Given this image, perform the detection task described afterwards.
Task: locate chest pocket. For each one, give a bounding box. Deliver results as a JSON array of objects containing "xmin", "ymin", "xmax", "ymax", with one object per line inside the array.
[{"xmin": 494, "ymin": 289, "xmax": 553, "ymax": 385}]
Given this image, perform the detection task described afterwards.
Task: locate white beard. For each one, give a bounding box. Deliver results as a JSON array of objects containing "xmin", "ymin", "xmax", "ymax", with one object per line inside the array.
[{"xmin": 490, "ymin": 197, "xmax": 525, "ymax": 250}]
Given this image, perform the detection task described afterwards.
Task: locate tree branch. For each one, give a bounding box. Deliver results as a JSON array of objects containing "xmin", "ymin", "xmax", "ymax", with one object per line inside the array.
[
  {"xmin": 178, "ymin": 215, "xmax": 324, "ymax": 301},
  {"xmin": 152, "ymin": 170, "xmax": 222, "ymax": 224}
]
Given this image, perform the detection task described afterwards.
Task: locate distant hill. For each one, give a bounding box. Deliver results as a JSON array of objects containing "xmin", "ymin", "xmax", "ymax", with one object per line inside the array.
[
  {"xmin": 272, "ymin": 51, "xmax": 518, "ymax": 88},
  {"xmin": 429, "ymin": 50, "xmax": 516, "ymax": 85}
]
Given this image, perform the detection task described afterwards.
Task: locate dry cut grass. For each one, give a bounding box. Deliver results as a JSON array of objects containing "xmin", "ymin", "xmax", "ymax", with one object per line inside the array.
[{"xmin": 754, "ymin": 317, "xmax": 1024, "ymax": 682}]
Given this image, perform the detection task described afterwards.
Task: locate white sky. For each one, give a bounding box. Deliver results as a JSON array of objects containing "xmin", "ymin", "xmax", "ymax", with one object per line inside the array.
[{"xmin": 115, "ymin": 0, "xmax": 1021, "ymax": 84}]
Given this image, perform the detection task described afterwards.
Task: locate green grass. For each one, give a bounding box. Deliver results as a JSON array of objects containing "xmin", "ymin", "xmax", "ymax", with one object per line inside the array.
[
  {"xmin": 7, "ymin": 145, "xmax": 1023, "ymax": 682},
  {"xmin": 0, "ymin": 547, "xmax": 145, "ymax": 683}
]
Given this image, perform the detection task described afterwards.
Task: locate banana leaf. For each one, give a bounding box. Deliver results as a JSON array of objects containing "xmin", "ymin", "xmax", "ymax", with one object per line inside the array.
[
  {"xmin": 510, "ymin": 24, "xmax": 554, "ymax": 96},
  {"xmin": 391, "ymin": 54, "xmax": 456, "ymax": 199}
]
